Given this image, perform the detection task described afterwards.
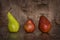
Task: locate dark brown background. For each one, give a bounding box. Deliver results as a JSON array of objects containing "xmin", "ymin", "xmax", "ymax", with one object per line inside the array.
[{"xmin": 0, "ymin": 0, "xmax": 60, "ymax": 40}]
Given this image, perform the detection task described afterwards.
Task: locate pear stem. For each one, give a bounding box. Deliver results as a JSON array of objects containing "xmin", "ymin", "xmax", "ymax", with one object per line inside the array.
[
  {"xmin": 8, "ymin": 7, "xmax": 12, "ymax": 12},
  {"xmin": 40, "ymin": 13, "xmax": 44, "ymax": 16},
  {"xmin": 27, "ymin": 16, "xmax": 30, "ymax": 20}
]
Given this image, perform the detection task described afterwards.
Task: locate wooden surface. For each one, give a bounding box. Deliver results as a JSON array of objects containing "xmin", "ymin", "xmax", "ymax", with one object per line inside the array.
[{"xmin": 0, "ymin": 0, "xmax": 60, "ymax": 40}]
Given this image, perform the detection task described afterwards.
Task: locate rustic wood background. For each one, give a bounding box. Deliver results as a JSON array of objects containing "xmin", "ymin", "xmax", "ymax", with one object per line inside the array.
[{"xmin": 0, "ymin": 0, "xmax": 60, "ymax": 40}]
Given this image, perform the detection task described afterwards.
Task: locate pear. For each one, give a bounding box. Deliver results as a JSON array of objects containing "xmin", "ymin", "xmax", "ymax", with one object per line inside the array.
[
  {"xmin": 8, "ymin": 12, "xmax": 19, "ymax": 32},
  {"xmin": 24, "ymin": 19, "xmax": 35, "ymax": 33},
  {"xmin": 39, "ymin": 15, "xmax": 51, "ymax": 33}
]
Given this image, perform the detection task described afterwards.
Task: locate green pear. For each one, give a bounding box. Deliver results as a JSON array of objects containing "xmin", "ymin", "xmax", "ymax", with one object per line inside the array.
[{"xmin": 8, "ymin": 12, "xmax": 20, "ymax": 32}]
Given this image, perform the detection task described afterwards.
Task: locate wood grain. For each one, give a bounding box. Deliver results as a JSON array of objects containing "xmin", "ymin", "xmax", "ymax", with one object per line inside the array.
[{"xmin": 0, "ymin": 0, "xmax": 60, "ymax": 40}]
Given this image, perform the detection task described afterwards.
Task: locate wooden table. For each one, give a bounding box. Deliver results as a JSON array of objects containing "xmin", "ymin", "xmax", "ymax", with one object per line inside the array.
[{"xmin": 0, "ymin": 0, "xmax": 60, "ymax": 40}]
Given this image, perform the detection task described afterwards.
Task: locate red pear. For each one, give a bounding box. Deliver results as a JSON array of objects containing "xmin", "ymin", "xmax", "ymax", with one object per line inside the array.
[
  {"xmin": 39, "ymin": 16, "xmax": 51, "ymax": 33},
  {"xmin": 24, "ymin": 19, "xmax": 35, "ymax": 33}
]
